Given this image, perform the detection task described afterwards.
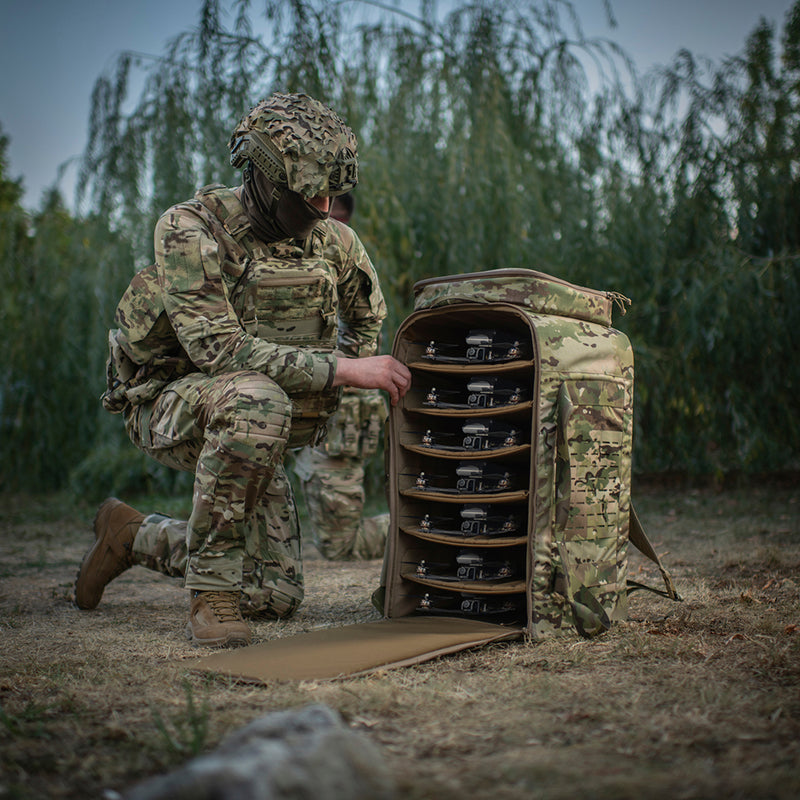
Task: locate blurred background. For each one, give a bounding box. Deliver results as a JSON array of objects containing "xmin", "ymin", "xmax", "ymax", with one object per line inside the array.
[{"xmin": 1, "ymin": 0, "xmax": 798, "ymax": 504}]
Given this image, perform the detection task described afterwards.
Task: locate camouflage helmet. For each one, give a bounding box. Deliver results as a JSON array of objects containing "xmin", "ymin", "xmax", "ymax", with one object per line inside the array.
[{"xmin": 229, "ymin": 92, "xmax": 358, "ymax": 197}]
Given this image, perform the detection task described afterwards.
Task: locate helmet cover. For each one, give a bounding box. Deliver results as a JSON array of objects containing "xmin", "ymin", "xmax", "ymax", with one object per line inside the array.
[{"xmin": 229, "ymin": 92, "xmax": 358, "ymax": 197}]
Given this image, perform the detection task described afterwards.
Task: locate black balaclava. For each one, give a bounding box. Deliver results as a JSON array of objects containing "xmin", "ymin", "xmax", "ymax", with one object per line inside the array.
[{"xmin": 241, "ymin": 163, "xmax": 329, "ymax": 243}]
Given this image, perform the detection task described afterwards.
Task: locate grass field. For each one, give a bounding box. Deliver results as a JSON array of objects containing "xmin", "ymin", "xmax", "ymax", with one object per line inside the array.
[{"xmin": 1, "ymin": 483, "xmax": 798, "ymax": 799}]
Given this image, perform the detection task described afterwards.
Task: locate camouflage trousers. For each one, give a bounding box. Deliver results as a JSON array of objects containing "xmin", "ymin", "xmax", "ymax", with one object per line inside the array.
[
  {"xmin": 122, "ymin": 370, "xmax": 305, "ymax": 618},
  {"xmin": 289, "ymin": 388, "xmax": 389, "ymax": 560},
  {"xmin": 291, "ymin": 447, "xmax": 389, "ymax": 560}
]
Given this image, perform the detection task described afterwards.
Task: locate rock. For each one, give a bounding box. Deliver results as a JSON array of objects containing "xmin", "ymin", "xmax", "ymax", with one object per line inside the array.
[{"xmin": 123, "ymin": 704, "xmax": 395, "ymax": 800}]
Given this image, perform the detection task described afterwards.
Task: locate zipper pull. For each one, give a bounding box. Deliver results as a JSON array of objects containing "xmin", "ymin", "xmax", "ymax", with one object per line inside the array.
[{"xmin": 607, "ymin": 291, "xmax": 631, "ymax": 316}]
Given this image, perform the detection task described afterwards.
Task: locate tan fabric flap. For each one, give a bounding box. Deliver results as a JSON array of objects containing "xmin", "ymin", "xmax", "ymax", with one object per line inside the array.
[
  {"xmin": 412, "ymin": 268, "xmax": 622, "ymax": 327},
  {"xmin": 190, "ymin": 617, "xmax": 523, "ymax": 683}
]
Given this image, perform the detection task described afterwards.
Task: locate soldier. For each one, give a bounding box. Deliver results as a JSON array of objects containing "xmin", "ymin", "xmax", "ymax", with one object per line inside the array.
[
  {"xmin": 291, "ymin": 191, "xmax": 390, "ymax": 561},
  {"xmin": 74, "ymin": 93, "xmax": 412, "ymax": 648}
]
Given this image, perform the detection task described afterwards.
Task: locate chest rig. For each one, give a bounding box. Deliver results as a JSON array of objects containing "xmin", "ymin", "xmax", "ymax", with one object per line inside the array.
[
  {"xmin": 197, "ymin": 186, "xmax": 341, "ymax": 444},
  {"xmin": 197, "ymin": 186, "xmax": 339, "ymax": 348}
]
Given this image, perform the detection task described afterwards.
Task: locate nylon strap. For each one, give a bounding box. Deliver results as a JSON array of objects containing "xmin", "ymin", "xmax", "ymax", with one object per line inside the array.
[
  {"xmin": 627, "ymin": 504, "xmax": 682, "ymax": 601},
  {"xmin": 556, "ymin": 541, "xmax": 611, "ymax": 639}
]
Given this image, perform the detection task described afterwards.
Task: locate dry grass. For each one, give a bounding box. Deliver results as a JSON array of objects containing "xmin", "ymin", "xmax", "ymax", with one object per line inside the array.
[{"xmin": 1, "ymin": 484, "xmax": 799, "ymax": 800}]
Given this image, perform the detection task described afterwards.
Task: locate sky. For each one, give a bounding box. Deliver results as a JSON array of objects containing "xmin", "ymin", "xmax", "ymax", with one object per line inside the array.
[{"xmin": 0, "ymin": 0, "xmax": 796, "ymax": 211}]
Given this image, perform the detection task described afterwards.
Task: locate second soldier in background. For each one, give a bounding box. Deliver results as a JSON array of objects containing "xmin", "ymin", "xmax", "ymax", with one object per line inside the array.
[{"xmin": 292, "ymin": 192, "xmax": 390, "ymax": 560}]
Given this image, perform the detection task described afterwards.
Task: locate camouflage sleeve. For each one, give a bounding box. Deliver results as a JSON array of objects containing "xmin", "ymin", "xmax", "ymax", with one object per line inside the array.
[
  {"xmin": 326, "ymin": 220, "xmax": 387, "ymax": 358},
  {"xmin": 154, "ymin": 205, "xmax": 335, "ymax": 394}
]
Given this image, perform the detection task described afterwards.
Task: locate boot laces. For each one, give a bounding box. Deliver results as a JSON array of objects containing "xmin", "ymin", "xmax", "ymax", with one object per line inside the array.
[{"xmin": 203, "ymin": 592, "xmax": 243, "ymax": 622}]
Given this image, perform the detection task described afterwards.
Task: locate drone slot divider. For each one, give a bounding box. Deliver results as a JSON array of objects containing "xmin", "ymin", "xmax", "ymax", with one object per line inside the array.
[
  {"xmin": 401, "ymin": 443, "xmax": 531, "ymax": 460},
  {"xmin": 401, "ymin": 574, "xmax": 528, "ymax": 595},
  {"xmin": 399, "ymin": 526, "xmax": 528, "ymax": 548},
  {"xmin": 406, "ymin": 359, "xmax": 536, "ymax": 373}
]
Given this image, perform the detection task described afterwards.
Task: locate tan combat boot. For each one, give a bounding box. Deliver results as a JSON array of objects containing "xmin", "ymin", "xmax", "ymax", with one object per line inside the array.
[
  {"xmin": 74, "ymin": 498, "xmax": 145, "ymax": 610},
  {"xmin": 188, "ymin": 591, "xmax": 252, "ymax": 648}
]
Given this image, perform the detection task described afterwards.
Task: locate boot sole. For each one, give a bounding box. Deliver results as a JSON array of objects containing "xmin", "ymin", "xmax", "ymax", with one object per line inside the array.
[
  {"xmin": 73, "ymin": 498, "xmax": 128, "ymax": 610},
  {"xmin": 184, "ymin": 623, "xmax": 251, "ymax": 648}
]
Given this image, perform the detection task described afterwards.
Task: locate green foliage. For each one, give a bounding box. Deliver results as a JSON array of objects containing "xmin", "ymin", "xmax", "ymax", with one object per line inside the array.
[
  {"xmin": 0, "ymin": 699, "xmax": 55, "ymax": 740},
  {"xmin": 0, "ymin": 151, "xmax": 137, "ymax": 490},
  {"xmin": 613, "ymin": 2, "xmax": 800, "ymax": 475},
  {"xmin": 68, "ymin": 437, "xmax": 194, "ymax": 504},
  {"xmin": 2, "ymin": 0, "xmax": 799, "ymax": 496},
  {"xmin": 150, "ymin": 680, "xmax": 211, "ymax": 758}
]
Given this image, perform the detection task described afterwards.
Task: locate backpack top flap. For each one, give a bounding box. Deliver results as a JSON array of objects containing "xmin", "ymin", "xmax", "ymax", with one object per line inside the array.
[{"xmin": 413, "ymin": 268, "xmax": 629, "ymax": 328}]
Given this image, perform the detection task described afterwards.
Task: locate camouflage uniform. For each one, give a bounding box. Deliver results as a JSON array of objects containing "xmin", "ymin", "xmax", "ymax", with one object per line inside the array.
[
  {"xmin": 102, "ymin": 181, "xmax": 385, "ymax": 618},
  {"xmin": 291, "ymin": 386, "xmax": 389, "ymax": 560}
]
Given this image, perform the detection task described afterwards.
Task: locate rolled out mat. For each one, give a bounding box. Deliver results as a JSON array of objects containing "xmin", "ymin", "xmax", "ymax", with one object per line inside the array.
[{"xmin": 191, "ymin": 616, "xmax": 523, "ymax": 682}]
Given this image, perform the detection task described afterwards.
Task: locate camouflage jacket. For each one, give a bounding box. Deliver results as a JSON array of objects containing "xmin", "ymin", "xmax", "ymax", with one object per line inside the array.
[{"xmin": 102, "ymin": 184, "xmax": 386, "ymax": 417}]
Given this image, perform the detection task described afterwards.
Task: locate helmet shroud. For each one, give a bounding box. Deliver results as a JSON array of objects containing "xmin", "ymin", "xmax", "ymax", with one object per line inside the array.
[{"xmin": 229, "ymin": 93, "xmax": 358, "ymax": 198}]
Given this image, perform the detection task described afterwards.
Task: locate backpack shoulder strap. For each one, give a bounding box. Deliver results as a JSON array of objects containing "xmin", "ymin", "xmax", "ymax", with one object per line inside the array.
[
  {"xmin": 627, "ymin": 504, "xmax": 682, "ymax": 601},
  {"xmin": 194, "ymin": 184, "xmax": 252, "ymax": 243}
]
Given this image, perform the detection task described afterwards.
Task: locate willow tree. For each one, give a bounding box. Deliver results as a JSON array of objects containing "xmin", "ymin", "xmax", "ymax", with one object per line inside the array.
[
  {"xmin": 71, "ymin": 0, "xmax": 648, "ymax": 500},
  {"xmin": 0, "ymin": 123, "xmax": 140, "ymax": 490},
  {"xmin": 77, "ymin": 0, "xmax": 632, "ymax": 315},
  {"xmin": 73, "ymin": 0, "xmax": 800, "ymax": 481},
  {"xmin": 610, "ymin": 0, "xmax": 800, "ymax": 476}
]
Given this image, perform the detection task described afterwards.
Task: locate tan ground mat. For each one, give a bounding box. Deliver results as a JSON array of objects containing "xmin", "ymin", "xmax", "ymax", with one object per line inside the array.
[{"xmin": 191, "ymin": 616, "xmax": 523, "ymax": 682}]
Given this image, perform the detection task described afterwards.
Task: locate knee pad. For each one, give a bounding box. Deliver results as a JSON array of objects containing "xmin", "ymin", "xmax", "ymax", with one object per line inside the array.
[{"xmin": 212, "ymin": 371, "xmax": 293, "ymax": 448}]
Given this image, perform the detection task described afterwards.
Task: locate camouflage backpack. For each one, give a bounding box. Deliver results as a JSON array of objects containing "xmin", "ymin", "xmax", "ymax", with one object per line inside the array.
[{"xmin": 379, "ymin": 268, "xmax": 679, "ymax": 639}]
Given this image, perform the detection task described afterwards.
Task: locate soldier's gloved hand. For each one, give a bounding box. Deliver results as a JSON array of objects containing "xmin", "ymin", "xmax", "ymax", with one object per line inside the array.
[{"xmin": 333, "ymin": 355, "xmax": 411, "ymax": 406}]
